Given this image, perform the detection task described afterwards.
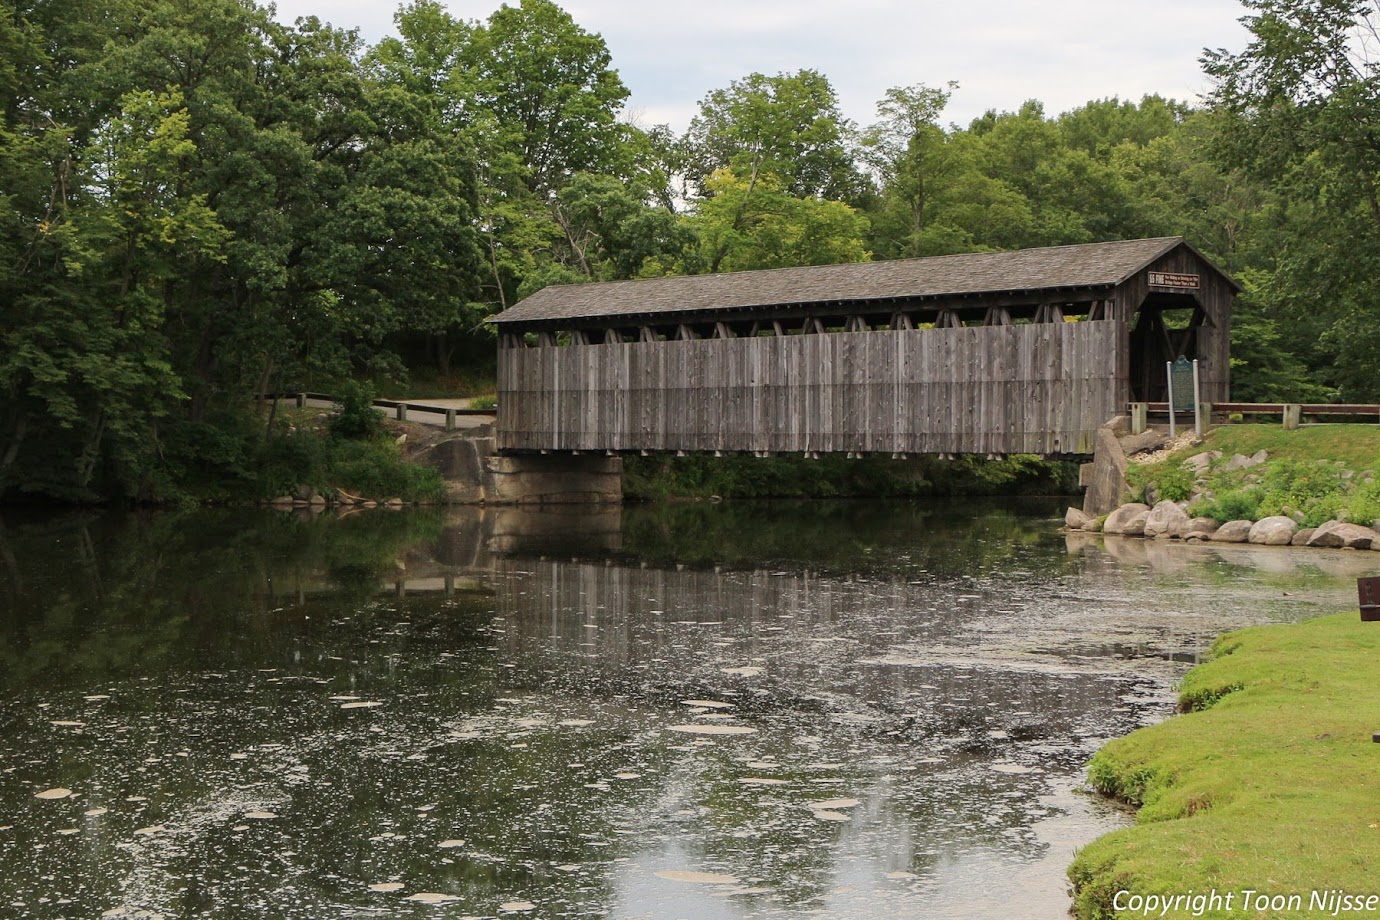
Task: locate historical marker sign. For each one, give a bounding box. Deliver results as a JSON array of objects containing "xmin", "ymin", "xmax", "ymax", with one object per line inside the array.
[
  {"xmin": 1169, "ymin": 357, "xmax": 1195, "ymax": 412},
  {"xmin": 1148, "ymin": 271, "xmax": 1200, "ymax": 289}
]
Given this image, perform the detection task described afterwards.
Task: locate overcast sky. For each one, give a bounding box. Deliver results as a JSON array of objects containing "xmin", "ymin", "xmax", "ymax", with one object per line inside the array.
[{"xmin": 270, "ymin": 0, "xmax": 1252, "ymax": 131}]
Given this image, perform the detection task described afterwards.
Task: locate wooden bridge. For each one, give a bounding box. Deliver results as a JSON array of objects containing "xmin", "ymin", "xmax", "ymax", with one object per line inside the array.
[{"xmin": 491, "ymin": 238, "xmax": 1237, "ymax": 459}]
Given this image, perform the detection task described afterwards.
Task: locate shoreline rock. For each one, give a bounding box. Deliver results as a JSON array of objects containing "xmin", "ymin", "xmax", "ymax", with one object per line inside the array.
[
  {"xmin": 1103, "ymin": 503, "xmax": 1150, "ymax": 536},
  {"xmin": 1307, "ymin": 521, "xmax": 1377, "ymax": 549},
  {"xmin": 1073, "ymin": 502, "xmax": 1380, "ymax": 552},
  {"xmin": 1248, "ymin": 516, "xmax": 1298, "ymax": 546}
]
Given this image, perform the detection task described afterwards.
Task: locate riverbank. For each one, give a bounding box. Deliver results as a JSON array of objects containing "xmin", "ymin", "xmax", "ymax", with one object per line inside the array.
[
  {"xmin": 1068, "ymin": 612, "xmax": 1380, "ymax": 919},
  {"xmin": 1069, "ymin": 423, "xmax": 1380, "ymax": 551}
]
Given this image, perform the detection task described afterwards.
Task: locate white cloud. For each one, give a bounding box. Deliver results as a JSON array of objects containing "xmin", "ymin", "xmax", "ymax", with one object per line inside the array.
[{"xmin": 272, "ymin": 0, "xmax": 1250, "ymax": 130}]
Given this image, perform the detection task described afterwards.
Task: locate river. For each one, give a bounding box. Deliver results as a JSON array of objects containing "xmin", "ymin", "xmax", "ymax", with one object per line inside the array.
[{"xmin": 0, "ymin": 500, "xmax": 1366, "ymax": 919}]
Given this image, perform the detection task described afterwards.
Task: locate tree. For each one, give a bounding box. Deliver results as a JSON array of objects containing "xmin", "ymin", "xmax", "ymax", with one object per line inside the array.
[
  {"xmin": 859, "ymin": 82, "xmax": 957, "ymax": 254},
  {"xmin": 683, "ymin": 69, "xmax": 865, "ymax": 203},
  {"xmin": 467, "ymin": 0, "xmax": 631, "ymax": 197},
  {"xmin": 690, "ymin": 168, "xmax": 870, "ymax": 273},
  {"xmin": 550, "ymin": 172, "xmax": 694, "ymax": 280},
  {"xmin": 1, "ymin": 0, "xmax": 488, "ymax": 500},
  {"xmin": 1202, "ymin": 0, "xmax": 1380, "ymax": 398}
]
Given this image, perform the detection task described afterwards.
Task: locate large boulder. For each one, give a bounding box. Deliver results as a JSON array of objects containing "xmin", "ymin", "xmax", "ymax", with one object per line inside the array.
[
  {"xmin": 1248, "ymin": 516, "xmax": 1298, "ymax": 546},
  {"xmin": 1307, "ymin": 521, "xmax": 1378, "ymax": 549},
  {"xmin": 1291, "ymin": 528, "xmax": 1316, "ymax": 546},
  {"xmin": 1120, "ymin": 430, "xmax": 1168, "ymax": 456},
  {"xmin": 1183, "ymin": 451, "xmax": 1222, "ymax": 475},
  {"xmin": 1144, "ymin": 500, "xmax": 1191, "ymax": 538},
  {"xmin": 1065, "ymin": 507, "xmax": 1093, "ymax": 530},
  {"xmin": 1187, "ymin": 517, "xmax": 1219, "ymax": 536},
  {"xmin": 1223, "ymin": 451, "xmax": 1268, "ymax": 473},
  {"xmin": 1209, "ymin": 520, "xmax": 1254, "ymax": 543},
  {"xmin": 1104, "ymin": 503, "xmax": 1151, "ymax": 536}
]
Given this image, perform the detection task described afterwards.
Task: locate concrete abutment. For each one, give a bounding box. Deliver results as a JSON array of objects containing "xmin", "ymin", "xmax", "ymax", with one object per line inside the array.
[{"xmin": 414, "ymin": 435, "xmax": 622, "ymax": 504}]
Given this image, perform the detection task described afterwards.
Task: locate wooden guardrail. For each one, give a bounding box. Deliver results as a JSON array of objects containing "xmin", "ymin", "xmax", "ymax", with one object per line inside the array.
[
  {"xmin": 1130, "ymin": 401, "xmax": 1380, "ymax": 433},
  {"xmin": 264, "ymin": 392, "xmax": 496, "ymax": 432}
]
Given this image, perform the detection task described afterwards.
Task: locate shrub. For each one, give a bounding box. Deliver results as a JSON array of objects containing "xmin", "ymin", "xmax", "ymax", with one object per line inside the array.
[
  {"xmin": 1126, "ymin": 460, "xmax": 1195, "ymax": 503},
  {"xmin": 1199, "ymin": 488, "xmax": 1261, "ymax": 524},
  {"xmin": 1339, "ymin": 481, "xmax": 1380, "ymax": 528},
  {"xmin": 469, "ymin": 393, "xmax": 498, "ymax": 411},
  {"xmin": 257, "ymin": 430, "xmax": 325, "ymax": 498},
  {"xmin": 323, "ymin": 439, "xmax": 446, "ymax": 503},
  {"xmin": 329, "ymin": 381, "xmax": 381, "ymax": 440}
]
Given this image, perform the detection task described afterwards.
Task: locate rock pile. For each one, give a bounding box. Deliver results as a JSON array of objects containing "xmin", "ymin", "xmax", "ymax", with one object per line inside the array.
[
  {"xmin": 1069, "ymin": 447, "xmax": 1380, "ymax": 550},
  {"xmin": 1069, "ymin": 499, "xmax": 1380, "ymax": 548}
]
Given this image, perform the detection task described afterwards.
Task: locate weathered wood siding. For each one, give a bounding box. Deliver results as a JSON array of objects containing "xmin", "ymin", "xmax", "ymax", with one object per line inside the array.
[{"xmin": 498, "ymin": 320, "xmax": 1125, "ymax": 456}]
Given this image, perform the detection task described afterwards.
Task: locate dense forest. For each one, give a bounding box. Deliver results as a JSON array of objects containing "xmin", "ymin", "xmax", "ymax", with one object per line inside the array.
[{"xmin": 2, "ymin": 0, "xmax": 1378, "ymax": 502}]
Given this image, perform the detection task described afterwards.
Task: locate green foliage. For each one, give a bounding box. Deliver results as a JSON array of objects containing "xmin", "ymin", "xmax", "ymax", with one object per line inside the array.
[
  {"xmin": 1126, "ymin": 460, "xmax": 1195, "ymax": 503},
  {"xmin": 329, "ymin": 383, "xmax": 382, "ymax": 441},
  {"xmin": 623, "ymin": 453, "xmax": 1075, "ymax": 501},
  {"xmin": 683, "ymin": 69, "xmax": 865, "ymax": 203},
  {"xmin": 257, "ymin": 421, "xmax": 444, "ymax": 503},
  {"xmin": 1195, "ymin": 488, "xmax": 1261, "ymax": 524},
  {"xmin": 0, "ymin": 0, "xmax": 486, "ymax": 502},
  {"xmin": 6, "ymin": 0, "xmax": 1380, "ymax": 504},
  {"xmin": 1202, "ymin": 0, "xmax": 1380, "ymax": 402},
  {"xmin": 468, "ymin": 394, "xmax": 497, "ymax": 410},
  {"xmin": 690, "ymin": 168, "xmax": 871, "ymax": 273},
  {"xmin": 319, "ymin": 438, "xmax": 446, "ymax": 503}
]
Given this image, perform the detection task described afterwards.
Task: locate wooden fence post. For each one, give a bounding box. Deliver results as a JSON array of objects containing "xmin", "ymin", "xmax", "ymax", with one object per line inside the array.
[
  {"xmin": 296, "ymin": 393, "xmax": 306, "ymax": 408},
  {"xmin": 1283, "ymin": 404, "xmax": 1301, "ymax": 430},
  {"xmin": 396, "ymin": 403, "xmax": 408, "ymax": 422},
  {"xmin": 445, "ymin": 408, "xmax": 456, "ymax": 431},
  {"xmin": 1130, "ymin": 402, "xmax": 1148, "ymax": 435}
]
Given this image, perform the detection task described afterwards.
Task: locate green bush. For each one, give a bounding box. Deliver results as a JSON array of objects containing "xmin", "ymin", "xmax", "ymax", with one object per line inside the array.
[
  {"xmin": 1199, "ymin": 488, "xmax": 1261, "ymax": 523},
  {"xmin": 323, "ymin": 439, "xmax": 446, "ymax": 503},
  {"xmin": 469, "ymin": 393, "xmax": 498, "ymax": 411},
  {"xmin": 253, "ymin": 420, "xmax": 445, "ymax": 503},
  {"xmin": 1340, "ymin": 480, "xmax": 1380, "ymax": 528},
  {"xmin": 257, "ymin": 430, "xmax": 326, "ymax": 498},
  {"xmin": 329, "ymin": 381, "xmax": 381, "ymax": 440},
  {"xmin": 1125, "ymin": 460, "xmax": 1195, "ymax": 503}
]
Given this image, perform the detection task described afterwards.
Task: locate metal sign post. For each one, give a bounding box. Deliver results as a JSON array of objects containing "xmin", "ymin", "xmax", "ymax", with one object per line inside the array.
[
  {"xmin": 1166, "ymin": 357, "xmax": 1198, "ymax": 438},
  {"xmin": 1166, "ymin": 361, "xmax": 1175, "ymax": 438},
  {"xmin": 1192, "ymin": 359, "xmax": 1202, "ymax": 436}
]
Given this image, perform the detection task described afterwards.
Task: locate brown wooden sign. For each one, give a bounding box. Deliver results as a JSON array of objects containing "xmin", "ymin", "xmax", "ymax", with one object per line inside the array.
[
  {"xmin": 1148, "ymin": 271, "xmax": 1200, "ymax": 289},
  {"xmin": 1360, "ymin": 576, "xmax": 1380, "ymax": 621}
]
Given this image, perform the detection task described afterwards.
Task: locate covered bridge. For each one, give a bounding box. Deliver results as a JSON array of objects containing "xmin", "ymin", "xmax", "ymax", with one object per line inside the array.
[{"xmin": 490, "ymin": 237, "xmax": 1237, "ymax": 458}]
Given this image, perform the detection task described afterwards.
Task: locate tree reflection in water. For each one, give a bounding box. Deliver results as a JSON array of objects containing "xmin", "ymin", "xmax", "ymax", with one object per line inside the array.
[{"xmin": 0, "ymin": 502, "xmax": 1360, "ymax": 918}]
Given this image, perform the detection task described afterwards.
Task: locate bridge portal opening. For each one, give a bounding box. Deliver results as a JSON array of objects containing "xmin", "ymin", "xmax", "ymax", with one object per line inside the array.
[{"xmin": 1129, "ymin": 292, "xmax": 1210, "ymax": 402}]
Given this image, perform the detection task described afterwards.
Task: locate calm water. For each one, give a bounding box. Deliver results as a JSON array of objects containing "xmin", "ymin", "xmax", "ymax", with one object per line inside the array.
[{"xmin": 0, "ymin": 500, "xmax": 1367, "ymax": 919}]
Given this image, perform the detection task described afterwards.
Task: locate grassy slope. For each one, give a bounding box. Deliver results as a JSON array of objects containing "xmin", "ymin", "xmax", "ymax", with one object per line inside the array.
[
  {"xmin": 1197, "ymin": 424, "xmax": 1380, "ymax": 470},
  {"xmin": 1069, "ymin": 613, "xmax": 1380, "ymax": 918}
]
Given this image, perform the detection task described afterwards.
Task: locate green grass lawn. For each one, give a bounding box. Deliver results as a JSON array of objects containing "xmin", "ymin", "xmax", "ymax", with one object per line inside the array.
[
  {"xmin": 1197, "ymin": 424, "xmax": 1380, "ymax": 471},
  {"xmin": 1069, "ymin": 613, "xmax": 1380, "ymax": 919}
]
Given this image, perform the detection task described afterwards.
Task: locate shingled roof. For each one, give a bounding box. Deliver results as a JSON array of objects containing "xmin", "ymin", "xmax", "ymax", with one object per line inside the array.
[{"xmin": 491, "ymin": 237, "xmax": 1235, "ymax": 326}]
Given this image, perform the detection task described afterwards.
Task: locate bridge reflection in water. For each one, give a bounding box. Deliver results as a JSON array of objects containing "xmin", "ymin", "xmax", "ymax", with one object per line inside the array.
[{"xmin": 1, "ymin": 501, "xmax": 1366, "ymax": 919}]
